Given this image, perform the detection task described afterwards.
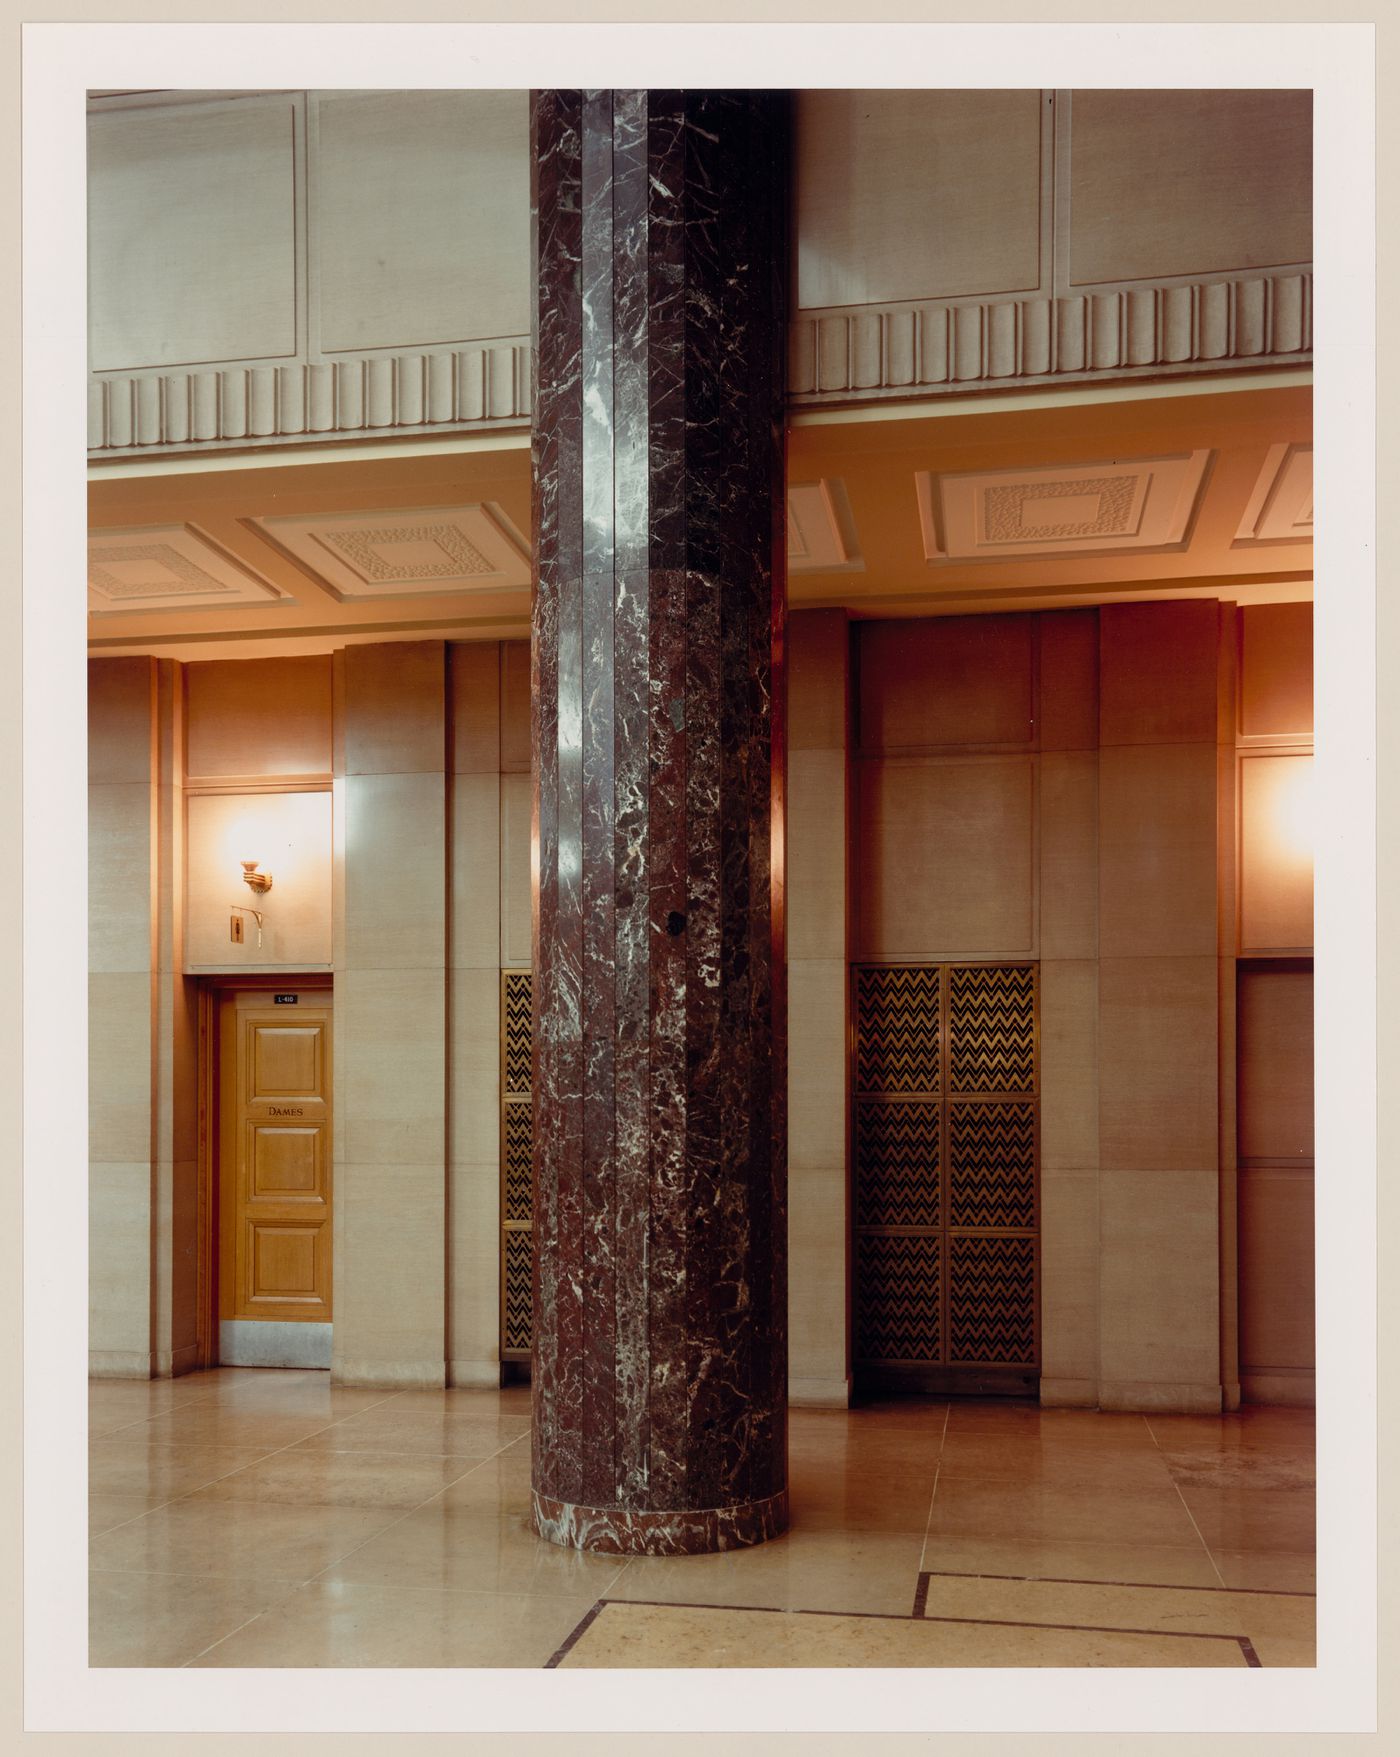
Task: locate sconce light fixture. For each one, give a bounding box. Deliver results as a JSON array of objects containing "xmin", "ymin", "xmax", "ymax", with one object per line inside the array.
[{"xmin": 241, "ymin": 859, "xmax": 273, "ymax": 896}]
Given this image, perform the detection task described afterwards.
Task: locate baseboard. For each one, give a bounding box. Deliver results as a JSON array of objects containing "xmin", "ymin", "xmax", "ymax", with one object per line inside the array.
[
  {"xmin": 153, "ymin": 1344, "xmax": 202, "ymax": 1379},
  {"xmin": 1039, "ymin": 1376, "xmax": 1098, "ymax": 1408},
  {"xmin": 88, "ymin": 1350, "xmax": 154, "ymax": 1380},
  {"xmin": 788, "ymin": 1375, "xmax": 852, "ymax": 1409},
  {"xmin": 448, "ymin": 1359, "xmax": 506, "ymax": 1390},
  {"xmin": 1242, "ymin": 1370, "xmax": 1315, "ymax": 1408},
  {"xmin": 1222, "ymin": 1378, "xmax": 1243, "ymax": 1412},
  {"xmin": 222, "ymin": 1320, "xmax": 331, "ymax": 1369},
  {"xmin": 1100, "ymin": 1379, "xmax": 1224, "ymax": 1415},
  {"xmin": 332, "ymin": 1357, "xmax": 447, "ymax": 1390}
]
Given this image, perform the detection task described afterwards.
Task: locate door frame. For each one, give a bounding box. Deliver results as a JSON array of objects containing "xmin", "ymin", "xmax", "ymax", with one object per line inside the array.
[{"xmin": 195, "ymin": 973, "xmax": 334, "ymax": 1370}]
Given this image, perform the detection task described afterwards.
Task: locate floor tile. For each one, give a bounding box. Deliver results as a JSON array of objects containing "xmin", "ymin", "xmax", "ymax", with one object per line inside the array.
[
  {"xmin": 1145, "ymin": 1411, "xmax": 1316, "ymax": 1451},
  {"xmin": 432, "ymin": 1452, "xmax": 534, "ymax": 1519},
  {"xmin": 556, "ymin": 1601, "xmax": 1251, "ymax": 1668},
  {"xmin": 89, "ymin": 1493, "xmax": 169, "ymax": 1537},
  {"xmin": 188, "ymin": 1580, "xmax": 597, "ymax": 1669},
  {"xmin": 607, "ymin": 1526, "xmax": 928, "ymax": 1617},
  {"xmin": 88, "ymin": 1440, "xmax": 273, "ymax": 1499},
  {"xmin": 88, "ymin": 1381, "xmax": 218, "ymax": 1418},
  {"xmin": 945, "ymin": 1405, "xmax": 1155, "ymax": 1444},
  {"xmin": 86, "ymin": 1371, "xmax": 1316, "ymax": 1669},
  {"xmin": 124, "ymin": 1408, "xmax": 351, "ymax": 1451},
  {"xmin": 288, "ymin": 1412, "xmax": 529, "ymax": 1458},
  {"xmin": 183, "ymin": 1447, "xmax": 483, "ymax": 1511},
  {"xmin": 936, "ymin": 1432, "xmax": 1174, "ymax": 1490},
  {"xmin": 927, "ymin": 1475, "xmax": 1204, "ymax": 1549},
  {"xmin": 918, "ymin": 1533, "xmax": 1222, "ymax": 1589},
  {"xmin": 322, "ymin": 1504, "xmax": 627, "ymax": 1598},
  {"xmin": 1208, "ymin": 1548, "xmax": 1317, "ymax": 1594},
  {"xmin": 90, "ymin": 1498, "xmax": 403, "ymax": 1583},
  {"xmin": 1174, "ymin": 1483, "xmax": 1316, "ymax": 1554},
  {"xmin": 784, "ymin": 1461, "xmax": 937, "ymax": 1535},
  {"xmin": 90, "ymin": 1569, "xmax": 302, "ymax": 1668},
  {"xmin": 204, "ymin": 1380, "xmax": 400, "ymax": 1419},
  {"xmin": 919, "ymin": 1571, "xmax": 1316, "ymax": 1661},
  {"xmin": 1160, "ymin": 1449, "xmax": 1314, "ymax": 1491}
]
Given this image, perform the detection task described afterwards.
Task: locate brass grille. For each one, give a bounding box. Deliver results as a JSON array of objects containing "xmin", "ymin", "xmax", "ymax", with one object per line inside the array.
[
  {"xmin": 855, "ymin": 964, "xmax": 941, "ymax": 1094},
  {"xmin": 854, "ymin": 963, "xmax": 1038, "ymax": 1381},
  {"xmin": 501, "ymin": 970, "xmax": 533, "ymax": 1361},
  {"xmin": 855, "ymin": 1100, "xmax": 941, "ymax": 1229},
  {"xmin": 947, "ymin": 963, "xmax": 1036, "ymax": 1094},
  {"xmin": 503, "ymin": 1226, "xmax": 534, "ymax": 1356},
  {"xmin": 855, "ymin": 1233, "xmax": 941, "ymax": 1361}
]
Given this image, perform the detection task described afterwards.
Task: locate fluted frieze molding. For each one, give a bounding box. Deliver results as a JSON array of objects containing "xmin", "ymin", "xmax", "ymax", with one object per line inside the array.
[
  {"xmin": 87, "ymin": 271, "xmax": 1312, "ymax": 455},
  {"xmin": 88, "ymin": 341, "xmax": 532, "ymax": 453},
  {"xmin": 788, "ymin": 272, "xmax": 1312, "ymax": 402}
]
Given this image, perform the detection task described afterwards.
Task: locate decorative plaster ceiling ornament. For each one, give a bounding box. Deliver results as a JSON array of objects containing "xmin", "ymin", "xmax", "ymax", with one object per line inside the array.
[
  {"xmin": 916, "ymin": 450, "xmax": 1212, "ymax": 564},
  {"xmin": 249, "ymin": 502, "xmax": 531, "ymax": 600},
  {"xmin": 88, "ymin": 523, "xmax": 286, "ymax": 614}
]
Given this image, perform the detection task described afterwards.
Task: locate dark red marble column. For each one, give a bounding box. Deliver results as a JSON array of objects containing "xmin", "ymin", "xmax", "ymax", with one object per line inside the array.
[{"xmin": 530, "ymin": 89, "xmax": 789, "ymax": 1555}]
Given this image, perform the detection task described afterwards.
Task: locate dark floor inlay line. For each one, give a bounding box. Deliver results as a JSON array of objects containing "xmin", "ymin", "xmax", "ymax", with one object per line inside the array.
[
  {"xmin": 911, "ymin": 1573, "xmax": 931, "ymax": 1619},
  {"xmin": 919, "ymin": 1612, "xmax": 1255, "ymax": 1648},
  {"xmin": 599, "ymin": 1598, "xmax": 925, "ymax": 1623},
  {"xmin": 547, "ymin": 1595, "xmax": 1261, "ymax": 1663},
  {"xmin": 544, "ymin": 1600, "xmax": 606, "ymax": 1668},
  {"xmin": 921, "ymin": 1568, "xmax": 1316, "ymax": 1598}
]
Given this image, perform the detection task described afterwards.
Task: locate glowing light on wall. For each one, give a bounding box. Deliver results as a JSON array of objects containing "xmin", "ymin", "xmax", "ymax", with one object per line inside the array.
[
  {"xmin": 1241, "ymin": 754, "xmax": 1313, "ymax": 951},
  {"xmin": 1270, "ymin": 758, "xmax": 1314, "ymax": 862}
]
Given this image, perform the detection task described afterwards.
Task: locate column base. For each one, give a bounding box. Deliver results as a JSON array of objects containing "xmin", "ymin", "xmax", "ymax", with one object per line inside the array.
[{"xmin": 532, "ymin": 1487, "xmax": 789, "ymax": 1556}]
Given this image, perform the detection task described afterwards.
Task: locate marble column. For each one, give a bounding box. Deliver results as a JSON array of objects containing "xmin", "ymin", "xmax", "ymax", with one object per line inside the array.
[{"xmin": 530, "ymin": 89, "xmax": 789, "ymax": 1554}]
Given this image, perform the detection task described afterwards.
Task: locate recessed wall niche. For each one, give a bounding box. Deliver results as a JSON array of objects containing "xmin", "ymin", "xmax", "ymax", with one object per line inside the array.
[{"xmin": 185, "ymin": 790, "xmax": 333, "ymax": 971}]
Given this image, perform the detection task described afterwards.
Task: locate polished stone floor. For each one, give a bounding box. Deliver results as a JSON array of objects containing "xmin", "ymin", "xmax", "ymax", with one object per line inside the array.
[{"xmin": 89, "ymin": 1369, "xmax": 1316, "ymax": 1668}]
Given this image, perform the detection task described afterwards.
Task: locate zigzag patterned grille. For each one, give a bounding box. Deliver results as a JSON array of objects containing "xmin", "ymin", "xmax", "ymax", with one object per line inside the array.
[
  {"xmin": 948, "ymin": 1103, "xmax": 1036, "ymax": 1230},
  {"xmin": 946, "ymin": 1234, "xmax": 1036, "ymax": 1365},
  {"xmin": 503, "ymin": 970, "xmax": 533, "ymax": 1095},
  {"xmin": 855, "ymin": 965, "xmax": 940, "ymax": 1094},
  {"xmin": 856, "ymin": 1101, "xmax": 940, "ymax": 1228},
  {"xmin": 502, "ymin": 971, "xmax": 533, "ymax": 1355},
  {"xmin": 855, "ymin": 1233, "xmax": 941, "ymax": 1362},
  {"xmin": 947, "ymin": 964, "xmax": 1035, "ymax": 1093},
  {"xmin": 503, "ymin": 1228, "xmax": 533, "ymax": 1354},
  {"xmin": 503, "ymin": 1100, "xmax": 533, "ymax": 1224}
]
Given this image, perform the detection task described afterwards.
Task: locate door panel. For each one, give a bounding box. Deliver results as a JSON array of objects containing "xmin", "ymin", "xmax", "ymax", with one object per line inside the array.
[
  {"xmin": 251, "ymin": 1023, "xmax": 322, "ymax": 1098},
  {"xmin": 219, "ymin": 989, "xmax": 332, "ymax": 1329},
  {"xmin": 853, "ymin": 962, "xmax": 1040, "ymax": 1396},
  {"xmin": 1237, "ymin": 960, "xmax": 1314, "ymax": 1404}
]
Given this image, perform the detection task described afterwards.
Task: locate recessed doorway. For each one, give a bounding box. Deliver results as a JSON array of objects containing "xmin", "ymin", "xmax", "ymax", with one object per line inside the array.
[{"xmin": 202, "ymin": 980, "xmax": 334, "ymax": 1369}]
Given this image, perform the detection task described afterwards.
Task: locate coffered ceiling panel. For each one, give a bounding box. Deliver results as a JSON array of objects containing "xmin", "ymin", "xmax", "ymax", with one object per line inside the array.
[
  {"xmin": 249, "ymin": 502, "xmax": 531, "ymax": 600},
  {"xmin": 88, "ymin": 523, "xmax": 287, "ymax": 615},
  {"xmin": 916, "ymin": 450, "xmax": 1211, "ymax": 564},
  {"xmin": 787, "ymin": 479, "xmax": 863, "ymax": 573},
  {"xmin": 1235, "ymin": 443, "xmax": 1313, "ymax": 546},
  {"xmin": 85, "ymin": 381, "xmax": 1311, "ymax": 658}
]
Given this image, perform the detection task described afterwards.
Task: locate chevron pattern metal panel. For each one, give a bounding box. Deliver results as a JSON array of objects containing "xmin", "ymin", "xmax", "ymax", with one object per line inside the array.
[
  {"xmin": 501, "ymin": 970, "xmax": 534, "ymax": 1361},
  {"xmin": 854, "ymin": 962, "xmax": 1039, "ymax": 1390}
]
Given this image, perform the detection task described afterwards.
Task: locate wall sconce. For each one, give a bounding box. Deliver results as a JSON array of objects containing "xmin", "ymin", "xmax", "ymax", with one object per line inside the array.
[{"xmin": 241, "ymin": 860, "xmax": 273, "ymax": 896}]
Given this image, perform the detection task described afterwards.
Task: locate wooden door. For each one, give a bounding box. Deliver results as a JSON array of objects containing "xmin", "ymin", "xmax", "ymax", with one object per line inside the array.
[{"xmin": 218, "ymin": 988, "xmax": 333, "ymax": 1329}]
